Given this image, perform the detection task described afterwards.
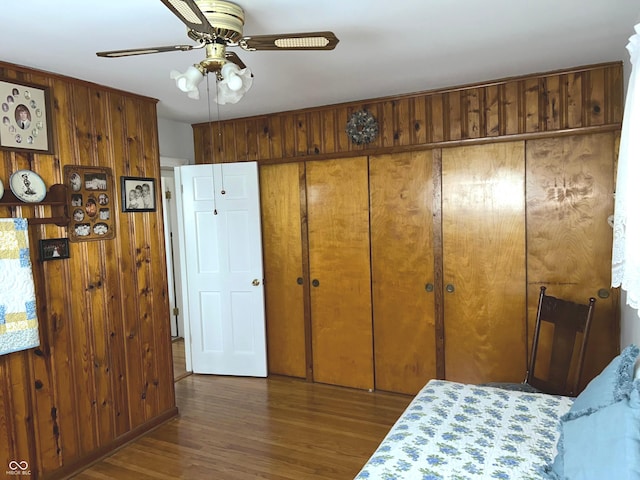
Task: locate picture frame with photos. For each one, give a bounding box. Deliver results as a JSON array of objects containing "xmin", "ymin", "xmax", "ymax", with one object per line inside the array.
[
  {"xmin": 63, "ymin": 165, "xmax": 115, "ymax": 242},
  {"xmin": 120, "ymin": 176, "xmax": 156, "ymax": 212},
  {"xmin": 39, "ymin": 238, "xmax": 70, "ymax": 261},
  {"xmin": 0, "ymin": 78, "xmax": 54, "ymax": 154}
]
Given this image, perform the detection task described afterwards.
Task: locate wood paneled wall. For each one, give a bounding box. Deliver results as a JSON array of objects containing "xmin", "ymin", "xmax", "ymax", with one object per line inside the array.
[
  {"xmin": 193, "ymin": 62, "xmax": 622, "ymax": 165},
  {"xmin": 0, "ymin": 61, "xmax": 175, "ymax": 479}
]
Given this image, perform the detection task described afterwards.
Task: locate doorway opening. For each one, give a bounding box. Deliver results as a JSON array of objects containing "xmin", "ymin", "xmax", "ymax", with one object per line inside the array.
[{"xmin": 161, "ymin": 159, "xmax": 191, "ymax": 381}]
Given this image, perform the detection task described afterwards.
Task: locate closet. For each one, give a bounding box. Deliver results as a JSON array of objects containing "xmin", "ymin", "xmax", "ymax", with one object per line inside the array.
[
  {"xmin": 260, "ymin": 162, "xmax": 306, "ymax": 378},
  {"xmin": 234, "ymin": 63, "xmax": 624, "ymax": 394},
  {"xmin": 306, "ymin": 157, "xmax": 373, "ymax": 390},
  {"xmin": 441, "ymin": 142, "xmax": 527, "ymax": 385},
  {"xmin": 369, "ymin": 150, "xmax": 436, "ymax": 394},
  {"xmin": 525, "ymin": 132, "xmax": 618, "ymax": 387},
  {"xmin": 261, "ymin": 158, "xmax": 374, "ymax": 390},
  {"xmin": 260, "ymin": 133, "xmax": 617, "ymax": 394}
]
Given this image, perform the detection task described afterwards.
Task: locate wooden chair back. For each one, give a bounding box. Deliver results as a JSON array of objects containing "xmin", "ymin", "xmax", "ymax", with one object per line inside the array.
[{"xmin": 525, "ymin": 286, "xmax": 596, "ymax": 397}]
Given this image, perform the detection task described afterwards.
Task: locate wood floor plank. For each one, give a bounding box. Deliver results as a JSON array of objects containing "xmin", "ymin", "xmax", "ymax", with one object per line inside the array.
[
  {"xmin": 71, "ymin": 375, "xmax": 411, "ymax": 479},
  {"xmin": 172, "ymin": 338, "xmax": 188, "ymax": 381}
]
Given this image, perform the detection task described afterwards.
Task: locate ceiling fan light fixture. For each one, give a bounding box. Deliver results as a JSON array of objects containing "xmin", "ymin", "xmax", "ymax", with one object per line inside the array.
[
  {"xmin": 226, "ymin": 72, "xmax": 243, "ymax": 91},
  {"xmin": 220, "ymin": 62, "xmax": 243, "ymax": 91},
  {"xmin": 170, "ymin": 64, "xmax": 205, "ymax": 99},
  {"xmin": 99, "ymin": 0, "xmax": 339, "ymax": 106},
  {"xmin": 217, "ymin": 62, "xmax": 252, "ymax": 104}
]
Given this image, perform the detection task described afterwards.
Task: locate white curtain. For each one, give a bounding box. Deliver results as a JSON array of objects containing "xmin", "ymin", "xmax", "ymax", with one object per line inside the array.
[{"xmin": 612, "ymin": 23, "xmax": 640, "ymax": 316}]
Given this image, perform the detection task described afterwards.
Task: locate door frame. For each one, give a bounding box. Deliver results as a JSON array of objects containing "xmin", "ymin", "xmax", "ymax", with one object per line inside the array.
[{"xmin": 161, "ymin": 156, "xmax": 191, "ymax": 372}]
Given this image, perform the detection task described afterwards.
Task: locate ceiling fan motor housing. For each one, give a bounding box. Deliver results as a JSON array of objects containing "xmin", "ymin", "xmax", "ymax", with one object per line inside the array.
[{"xmin": 191, "ymin": 0, "xmax": 245, "ymax": 43}]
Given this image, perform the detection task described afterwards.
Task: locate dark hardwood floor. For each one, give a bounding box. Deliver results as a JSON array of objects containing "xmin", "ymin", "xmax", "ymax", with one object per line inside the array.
[{"xmin": 71, "ymin": 374, "xmax": 411, "ymax": 479}]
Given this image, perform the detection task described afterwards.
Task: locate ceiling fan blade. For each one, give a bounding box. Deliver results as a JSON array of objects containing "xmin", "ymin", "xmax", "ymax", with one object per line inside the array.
[
  {"xmin": 97, "ymin": 44, "xmax": 200, "ymax": 58},
  {"xmin": 225, "ymin": 51, "xmax": 247, "ymax": 70},
  {"xmin": 239, "ymin": 31, "xmax": 339, "ymax": 51},
  {"xmin": 159, "ymin": 0, "xmax": 215, "ymax": 36}
]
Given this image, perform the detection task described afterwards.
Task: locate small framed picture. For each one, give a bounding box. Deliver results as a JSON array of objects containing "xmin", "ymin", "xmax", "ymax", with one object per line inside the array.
[
  {"xmin": 39, "ymin": 238, "xmax": 70, "ymax": 261},
  {"xmin": 121, "ymin": 176, "xmax": 156, "ymax": 212},
  {"xmin": 0, "ymin": 77, "xmax": 54, "ymax": 154}
]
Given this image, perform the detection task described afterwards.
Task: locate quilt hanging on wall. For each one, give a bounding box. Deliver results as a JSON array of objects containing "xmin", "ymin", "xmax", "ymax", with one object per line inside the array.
[{"xmin": 0, "ymin": 218, "xmax": 40, "ymax": 355}]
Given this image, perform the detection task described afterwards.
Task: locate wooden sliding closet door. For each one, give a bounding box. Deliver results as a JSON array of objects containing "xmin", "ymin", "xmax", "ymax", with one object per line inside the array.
[
  {"xmin": 526, "ymin": 132, "xmax": 618, "ymax": 389},
  {"xmin": 259, "ymin": 163, "xmax": 307, "ymax": 378},
  {"xmin": 370, "ymin": 151, "xmax": 437, "ymax": 394},
  {"xmin": 442, "ymin": 142, "xmax": 527, "ymax": 384},
  {"xmin": 306, "ymin": 157, "xmax": 374, "ymax": 390}
]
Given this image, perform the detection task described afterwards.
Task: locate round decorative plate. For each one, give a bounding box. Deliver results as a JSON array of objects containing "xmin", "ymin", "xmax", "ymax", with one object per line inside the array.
[{"xmin": 9, "ymin": 169, "xmax": 46, "ymax": 202}]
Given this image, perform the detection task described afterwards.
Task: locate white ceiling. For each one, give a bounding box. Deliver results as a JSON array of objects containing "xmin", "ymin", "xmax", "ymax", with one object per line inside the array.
[{"xmin": 1, "ymin": 1, "xmax": 638, "ymax": 125}]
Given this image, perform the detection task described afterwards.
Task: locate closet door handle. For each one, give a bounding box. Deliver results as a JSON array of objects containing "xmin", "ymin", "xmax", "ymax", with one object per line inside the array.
[
  {"xmin": 445, "ymin": 284, "xmax": 455, "ymax": 293},
  {"xmin": 425, "ymin": 283, "xmax": 434, "ymax": 292},
  {"xmin": 296, "ymin": 277, "xmax": 304, "ymax": 285},
  {"xmin": 252, "ymin": 279, "xmax": 260, "ymax": 286},
  {"xmin": 312, "ymin": 279, "xmax": 320, "ymax": 287}
]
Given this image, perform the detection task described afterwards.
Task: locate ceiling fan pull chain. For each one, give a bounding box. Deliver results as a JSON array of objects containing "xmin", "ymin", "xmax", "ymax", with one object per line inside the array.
[
  {"xmin": 206, "ymin": 75, "xmax": 218, "ymax": 215},
  {"xmin": 215, "ymin": 83, "xmax": 226, "ymax": 195}
]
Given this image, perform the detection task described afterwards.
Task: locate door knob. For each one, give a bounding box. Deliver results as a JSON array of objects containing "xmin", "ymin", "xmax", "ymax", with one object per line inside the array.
[
  {"xmin": 252, "ymin": 279, "xmax": 260, "ymax": 286},
  {"xmin": 312, "ymin": 279, "xmax": 320, "ymax": 287},
  {"xmin": 296, "ymin": 277, "xmax": 304, "ymax": 285},
  {"xmin": 425, "ymin": 283, "xmax": 434, "ymax": 292},
  {"xmin": 446, "ymin": 284, "xmax": 455, "ymax": 293}
]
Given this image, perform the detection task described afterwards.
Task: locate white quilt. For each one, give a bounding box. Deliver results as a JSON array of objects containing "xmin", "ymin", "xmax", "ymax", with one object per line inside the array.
[
  {"xmin": 0, "ymin": 218, "xmax": 40, "ymax": 356},
  {"xmin": 355, "ymin": 380, "xmax": 573, "ymax": 479}
]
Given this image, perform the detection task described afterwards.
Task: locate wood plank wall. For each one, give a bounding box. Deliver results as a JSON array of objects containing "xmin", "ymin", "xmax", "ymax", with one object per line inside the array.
[
  {"xmin": 0, "ymin": 61, "xmax": 175, "ymax": 480},
  {"xmin": 193, "ymin": 62, "xmax": 622, "ymax": 164}
]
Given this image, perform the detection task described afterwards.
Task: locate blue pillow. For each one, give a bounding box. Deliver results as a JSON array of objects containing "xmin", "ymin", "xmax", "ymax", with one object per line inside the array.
[
  {"xmin": 566, "ymin": 344, "xmax": 639, "ymax": 419},
  {"xmin": 540, "ymin": 433, "xmax": 564, "ymax": 480},
  {"xmin": 540, "ymin": 345, "xmax": 640, "ymax": 479},
  {"xmin": 560, "ymin": 383, "xmax": 640, "ymax": 479}
]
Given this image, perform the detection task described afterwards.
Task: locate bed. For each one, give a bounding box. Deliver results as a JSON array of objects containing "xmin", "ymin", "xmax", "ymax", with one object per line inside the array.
[
  {"xmin": 354, "ymin": 380, "xmax": 572, "ymax": 479},
  {"xmin": 355, "ymin": 344, "xmax": 640, "ymax": 480}
]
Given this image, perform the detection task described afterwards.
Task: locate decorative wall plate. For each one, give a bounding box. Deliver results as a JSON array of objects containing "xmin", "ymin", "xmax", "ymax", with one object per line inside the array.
[{"xmin": 9, "ymin": 169, "xmax": 46, "ymax": 202}]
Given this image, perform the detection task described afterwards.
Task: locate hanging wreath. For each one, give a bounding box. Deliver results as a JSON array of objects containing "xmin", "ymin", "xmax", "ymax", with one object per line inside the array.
[{"xmin": 346, "ymin": 110, "xmax": 379, "ymax": 145}]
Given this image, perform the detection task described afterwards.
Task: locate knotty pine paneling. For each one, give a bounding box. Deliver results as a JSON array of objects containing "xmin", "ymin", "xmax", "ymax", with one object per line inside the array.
[
  {"xmin": 194, "ymin": 62, "xmax": 622, "ymax": 165},
  {"xmin": 0, "ymin": 61, "xmax": 176, "ymax": 480}
]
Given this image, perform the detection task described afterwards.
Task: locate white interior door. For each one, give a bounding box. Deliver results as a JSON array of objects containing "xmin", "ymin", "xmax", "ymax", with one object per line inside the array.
[{"xmin": 177, "ymin": 162, "xmax": 266, "ymax": 376}]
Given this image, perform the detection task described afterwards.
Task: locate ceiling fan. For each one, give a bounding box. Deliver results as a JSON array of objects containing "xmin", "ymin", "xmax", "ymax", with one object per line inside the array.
[{"xmin": 96, "ymin": 0, "xmax": 339, "ymax": 103}]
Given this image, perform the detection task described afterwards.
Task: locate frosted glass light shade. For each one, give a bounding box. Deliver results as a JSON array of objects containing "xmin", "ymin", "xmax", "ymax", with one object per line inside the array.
[
  {"xmin": 170, "ymin": 65, "xmax": 205, "ymax": 100},
  {"xmin": 217, "ymin": 63, "xmax": 253, "ymax": 104}
]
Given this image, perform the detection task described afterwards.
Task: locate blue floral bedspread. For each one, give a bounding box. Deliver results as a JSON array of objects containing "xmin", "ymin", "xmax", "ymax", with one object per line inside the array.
[{"xmin": 355, "ymin": 380, "xmax": 573, "ymax": 480}]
